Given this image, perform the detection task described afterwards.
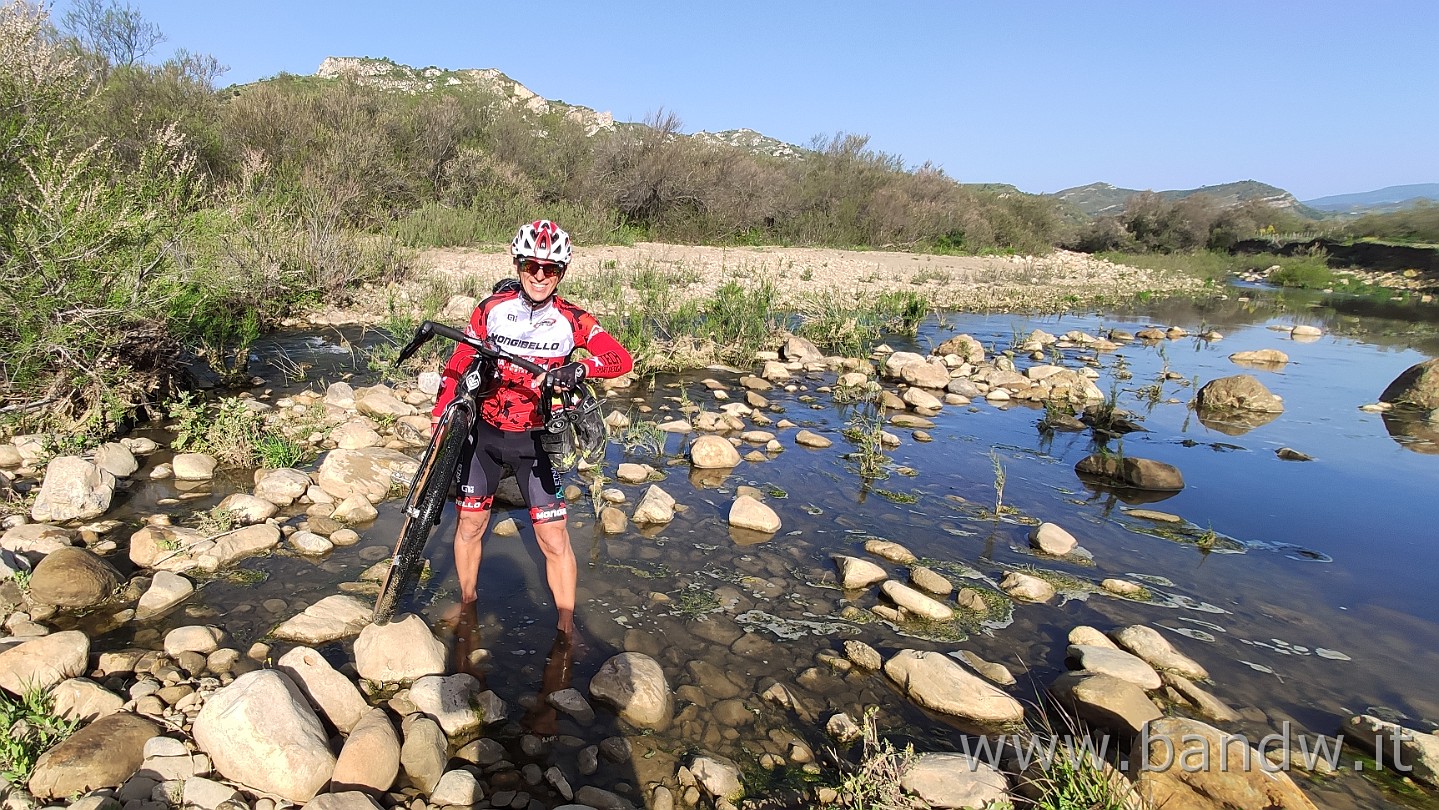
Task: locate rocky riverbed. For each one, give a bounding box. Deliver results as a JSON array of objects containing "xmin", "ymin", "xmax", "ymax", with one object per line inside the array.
[{"xmin": 3, "ymin": 284, "xmax": 1439, "ymax": 809}]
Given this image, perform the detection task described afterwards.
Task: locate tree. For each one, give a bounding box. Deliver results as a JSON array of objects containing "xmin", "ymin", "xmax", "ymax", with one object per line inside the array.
[{"xmin": 61, "ymin": 0, "xmax": 163, "ymax": 68}]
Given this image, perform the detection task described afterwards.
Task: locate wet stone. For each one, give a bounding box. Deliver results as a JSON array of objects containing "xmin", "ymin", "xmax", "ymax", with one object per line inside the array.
[
  {"xmin": 843, "ymin": 640, "xmax": 883, "ymax": 671},
  {"xmin": 908, "ymin": 565, "xmax": 952, "ymax": 596}
]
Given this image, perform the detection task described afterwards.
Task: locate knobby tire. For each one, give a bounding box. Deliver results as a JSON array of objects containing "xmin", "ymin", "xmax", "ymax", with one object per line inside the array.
[{"xmin": 371, "ymin": 407, "xmax": 472, "ymax": 624}]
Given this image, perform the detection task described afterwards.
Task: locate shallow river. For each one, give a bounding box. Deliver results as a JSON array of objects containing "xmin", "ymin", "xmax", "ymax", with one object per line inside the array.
[{"xmin": 91, "ymin": 283, "xmax": 1439, "ymax": 808}]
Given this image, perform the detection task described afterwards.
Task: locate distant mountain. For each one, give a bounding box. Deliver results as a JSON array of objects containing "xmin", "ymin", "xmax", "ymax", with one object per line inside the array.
[
  {"xmin": 1302, "ymin": 184, "xmax": 1439, "ymax": 214},
  {"xmin": 1050, "ymin": 180, "xmax": 1315, "ymax": 218}
]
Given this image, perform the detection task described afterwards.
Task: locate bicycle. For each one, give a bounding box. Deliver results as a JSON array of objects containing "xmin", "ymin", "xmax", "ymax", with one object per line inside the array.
[{"xmin": 371, "ymin": 319, "xmax": 603, "ymax": 624}]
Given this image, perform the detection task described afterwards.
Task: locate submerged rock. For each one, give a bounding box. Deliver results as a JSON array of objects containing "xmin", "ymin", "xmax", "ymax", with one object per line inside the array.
[
  {"xmin": 1075, "ymin": 454, "xmax": 1184, "ymax": 491},
  {"xmin": 588, "ymin": 652, "xmax": 673, "ymax": 731},
  {"xmin": 1380, "ymin": 357, "xmax": 1439, "ymax": 410}
]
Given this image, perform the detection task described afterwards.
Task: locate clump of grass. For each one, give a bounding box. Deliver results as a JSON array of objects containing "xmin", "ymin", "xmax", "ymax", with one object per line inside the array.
[
  {"xmin": 169, "ymin": 392, "xmax": 301, "ymax": 469},
  {"xmin": 832, "ymin": 707, "xmax": 917, "ymax": 810},
  {"xmin": 672, "ymin": 585, "xmax": 722, "ymax": 619},
  {"xmin": 841, "ymin": 401, "xmax": 889, "ymax": 480},
  {"xmin": 616, "ymin": 419, "xmax": 666, "ymax": 457},
  {"xmin": 1017, "ymin": 695, "xmax": 1144, "ymax": 810},
  {"xmin": 0, "ymin": 687, "xmax": 79, "ymax": 784},
  {"xmin": 256, "ymin": 433, "xmax": 308, "ymax": 468},
  {"xmin": 873, "ymin": 489, "xmax": 917, "ymax": 504},
  {"xmin": 193, "ymin": 506, "xmax": 239, "ymax": 537},
  {"xmin": 989, "ymin": 449, "xmax": 1007, "ymax": 517}
]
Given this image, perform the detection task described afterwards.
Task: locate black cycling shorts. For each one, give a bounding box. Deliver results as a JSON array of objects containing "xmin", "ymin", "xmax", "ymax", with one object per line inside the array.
[{"xmin": 456, "ymin": 419, "xmax": 567, "ymax": 524}]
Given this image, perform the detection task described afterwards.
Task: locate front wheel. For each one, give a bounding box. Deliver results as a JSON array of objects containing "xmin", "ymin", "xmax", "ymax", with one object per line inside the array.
[{"xmin": 372, "ymin": 406, "xmax": 472, "ymax": 624}]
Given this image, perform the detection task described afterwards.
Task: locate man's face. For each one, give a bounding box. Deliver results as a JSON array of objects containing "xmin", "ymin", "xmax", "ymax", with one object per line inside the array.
[{"xmin": 517, "ymin": 258, "xmax": 565, "ymax": 302}]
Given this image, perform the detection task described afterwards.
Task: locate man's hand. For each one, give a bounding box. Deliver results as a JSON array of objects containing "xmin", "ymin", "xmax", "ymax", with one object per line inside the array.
[{"xmin": 546, "ymin": 361, "xmax": 587, "ymax": 392}]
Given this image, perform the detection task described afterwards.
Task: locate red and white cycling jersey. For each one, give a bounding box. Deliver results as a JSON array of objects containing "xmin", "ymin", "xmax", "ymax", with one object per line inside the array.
[{"xmin": 432, "ymin": 290, "xmax": 632, "ymax": 431}]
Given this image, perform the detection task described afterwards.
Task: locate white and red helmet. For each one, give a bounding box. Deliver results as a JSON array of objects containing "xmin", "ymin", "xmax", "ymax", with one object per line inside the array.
[{"xmin": 511, "ymin": 220, "xmax": 572, "ymax": 267}]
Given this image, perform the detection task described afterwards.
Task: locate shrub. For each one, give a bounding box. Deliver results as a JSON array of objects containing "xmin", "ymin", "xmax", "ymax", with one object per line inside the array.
[{"xmin": 0, "ymin": 687, "xmax": 78, "ymax": 784}]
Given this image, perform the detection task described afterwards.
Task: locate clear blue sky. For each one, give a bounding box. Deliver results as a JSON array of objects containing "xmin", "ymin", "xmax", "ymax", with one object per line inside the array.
[{"xmin": 55, "ymin": 0, "xmax": 1439, "ymax": 201}]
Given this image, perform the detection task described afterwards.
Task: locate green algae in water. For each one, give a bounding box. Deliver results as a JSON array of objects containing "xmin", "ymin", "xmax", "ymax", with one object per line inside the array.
[{"xmin": 735, "ymin": 610, "xmax": 860, "ymax": 640}]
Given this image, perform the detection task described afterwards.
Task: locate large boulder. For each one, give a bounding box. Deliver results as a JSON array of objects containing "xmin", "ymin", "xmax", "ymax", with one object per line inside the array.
[
  {"xmin": 27, "ymin": 711, "xmax": 159, "ymax": 799},
  {"xmin": 631, "ymin": 485, "xmax": 677, "ymax": 524},
  {"xmin": 192, "ymin": 669, "xmax": 337, "ymax": 802},
  {"xmin": 884, "ymin": 649, "xmax": 1023, "ymax": 724},
  {"xmin": 1050, "ymin": 671, "xmax": 1162, "ymax": 736},
  {"xmin": 1380, "ymin": 358, "xmax": 1439, "ymax": 410},
  {"xmin": 316, "ymin": 448, "xmax": 420, "ymax": 503},
  {"xmin": 92, "ymin": 443, "xmax": 138, "ymax": 478},
  {"xmin": 1, "ymin": 523, "xmax": 74, "ymax": 559},
  {"xmin": 0, "ymin": 631, "xmax": 89, "ymax": 694},
  {"xmin": 26, "ymin": 546, "xmax": 121, "ymax": 608},
  {"xmin": 128, "ymin": 525, "xmax": 210, "ymax": 572},
  {"xmin": 253, "ymin": 468, "xmax": 311, "ymax": 506},
  {"xmin": 1343, "ymin": 714, "xmax": 1439, "ymax": 787},
  {"xmin": 588, "ymin": 652, "xmax": 673, "ymax": 731},
  {"xmin": 1112, "ymin": 625, "xmax": 1208, "ymax": 681},
  {"xmin": 1130, "ymin": 717, "xmax": 1319, "ymax": 809},
  {"xmin": 900, "ymin": 360, "xmax": 952, "ymax": 389},
  {"xmin": 195, "ymin": 523, "xmax": 281, "ymax": 571},
  {"xmin": 30, "ymin": 456, "xmax": 116, "ymax": 523},
  {"xmin": 1196, "ymin": 374, "xmax": 1284, "ymax": 414}
]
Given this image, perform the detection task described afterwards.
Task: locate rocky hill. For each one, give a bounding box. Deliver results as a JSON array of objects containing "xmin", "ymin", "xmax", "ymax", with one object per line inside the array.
[
  {"xmin": 1302, "ymin": 183, "xmax": 1439, "ymax": 214},
  {"xmin": 1051, "ymin": 179, "xmax": 1317, "ymax": 218}
]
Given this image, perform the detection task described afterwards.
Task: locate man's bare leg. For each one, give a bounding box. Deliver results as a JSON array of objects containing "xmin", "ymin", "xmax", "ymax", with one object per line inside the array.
[
  {"xmin": 454, "ymin": 509, "xmax": 491, "ymax": 604},
  {"xmin": 532, "ymin": 519, "xmax": 577, "ymax": 634}
]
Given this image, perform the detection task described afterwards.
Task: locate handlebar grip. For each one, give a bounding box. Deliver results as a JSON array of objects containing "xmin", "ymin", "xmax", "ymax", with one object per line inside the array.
[{"xmin": 414, "ymin": 321, "xmax": 550, "ymax": 377}]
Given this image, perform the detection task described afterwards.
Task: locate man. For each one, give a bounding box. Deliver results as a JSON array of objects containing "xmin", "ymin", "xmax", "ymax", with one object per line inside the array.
[{"xmin": 431, "ymin": 220, "xmax": 632, "ymax": 634}]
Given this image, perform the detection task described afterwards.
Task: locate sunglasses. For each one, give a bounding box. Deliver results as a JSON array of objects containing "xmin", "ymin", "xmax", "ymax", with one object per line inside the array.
[{"xmin": 518, "ymin": 259, "xmax": 565, "ymax": 278}]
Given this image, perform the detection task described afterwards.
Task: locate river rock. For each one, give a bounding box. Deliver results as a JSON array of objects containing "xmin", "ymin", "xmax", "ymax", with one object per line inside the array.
[
  {"xmin": 882, "ymin": 351, "xmax": 927, "ymax": 380},
  {"xmin": 330, "ymin": 707, "xmax": 400, "ymax": 794},
  {"xmin": 781, "ymin": 335, "xmax": 824, "ymax": 363},
  {"xmin": 409, "ymin": 673, "xmax": 506, "ymax": 737},
  {"xmin": 354, "ymin": 614, "xmax": 446, "ymax": 682},
  {"xmin": 355, "ymin": 387, "xmax": 415, "ymax": 418},
  {"xmin": 794, "ymin": 430, "xmax": 832, "ymax": 448},
  {"xmin": 1196, "ymin": 374, "xmax": 1284, "ymax": 414},
  {"xmin": 1067, "ymin": 645, "xmax": 1161, "ymax": 690},
  {"xmin": 431, "ymin": 769, "xmax": 485, "ymax": 806},
  {"xmin": 399, "ymin": 714, "xmax": 447, "ymax": 794},
  {"xmin": 0, "ymin": 630, "xmax": 88, "ymax": 694},
  {"xmin": 132, "ymin": 569, "xmax": 192, "ymax": 621},
  {"xmin": 1163, "ymin": 672, "xmax": 1239, "ymax": 723},
  {"xmin": 1130, "ymin": 717, "xmax": 1319, "ymax": 809},
  {"xmin": 843, "ymin": 640, "xmax": 883, "ymax": 671},
  {"xmin": 863, "ymin": 538, "xmax": 917, "ymax": 563},
  {"xmin": 332, "ymin": 494, "xmax": 379, "ymax": 524},
  {"xmin": 253, "ymin": 467, "xmax": 311, "ymax": 506},
  {"xmin": 315, "ymin": 447, "xmax": 420, "ymax": 503},
  {"xmin": 728, "ymin": 495, "xmax": 779, "ymax": 533},
  {"xmin": 171, "ymin": 452, "xmax": 217, "ymax": 480},
  {"xmin": 1051, "ymin": 671, "xmax": 1162, "ymax": 736},
  {"xmin": 902, "ymin": 386, "xmax": 944, "ymax": 410},
  {"xmin": 193, "ymin": 669, "xmax": 337, "ymax": 802},
  {"xmin": 1381, "ymin": 358, "xmax": 1439, "ymax": 410},
  {"xmin": 909, "ymin": 565, "xmax": 952, "ymax": 596},
  {"xmin": 276, "ymin": 646, "xmax": 368, "ymax": 734},
  {"xmin": 881, "ymin": 580, "xmax": 954, "ymax": 620},
  {"xmin": 899, "ymin": 752, "xmax": 1009, "ymax": 809},
  {"xmin": 616, "ymin": 463, "xmax": 652, "ymax": 483},
  {"xmin": 631, "ymin": 485, "xmax": 676, "ymax": 524},
  {"xmin": 1, "ymin": 523, "xmax": 74, "ymax": 559},
  {"xmin": 1000, "ymin": 571, "xmax": 1055, "ymax": 602},
  {"xmin": 308, "ymin": 793, "xmax": 384, "ymax": 810},
  {"xmin": 833, "ymin": 555, "xmax": 887, "ymax": 588},
  {"xmin": 50, "ymin": 678, "xmax": 124, "ymax": 722},
  {"xmin": 901, "ymin": 359, "xmax": 951, "ymax": 390},
  {"xmin": 689, "ymin": 753, "xmax": 744, "ymax": 802},
  {"xmin": 1229, "ymin": 349, "xmax": 1290, "ymax": 367},
  {"xmin": 1342, "ymin": 714, "xmax": 1439, "ymax": 787},
  {"xmin": 331, "ymin": 421, "xmax": 384, "ymax": 450},
  {"xmin": 1075, "ymin": 454, "xmax": 1185, "ymax": 491},
  {"xmin": 1029, "ymin": 522, "xmax": 1077, "ymax": 555},
  {"xmin": 884, "ymin": 649, "xmax": 1023, "ymax": 724},
  {"xmin": 27, "ymin": 546, "xmax": 121, "ymax": 608},
  {"xmin": 689, "ymin": 435, "xmax": 741, "ymax": 468},
  {"xmin": 27, "ymin": 711, "xmax": 159, "ymax": 799},
  {"xmin": 325, "ymin": 381, "xmax": 357, "ymax": 409},
  {"xmin": 92, "ymin": 442, "xmax": 138, "ymax": 478},
  {"xmin": 934, "ymin": 334, "xmax": 986, "ymax": 364},
  {"xmin": 273, "ymin": 595, "xmax": 373, "ymax": 644},
  {"xmin": 216, "ymin": 493, "xmax": 278, "ymax": 524},
  {"xmin": 289, "ymin": 529, "xmax": 333, "ymax": 555},
  {"xmin": 194, "ymin": 523, "xmax": 281, "ymax": 571},
  {"xmin": 164, "ymin": 625, "xmax": 225, "ymax": 655},
  {"xmin": 30, "ymin": 456, "xmax": 116, "ymax": 523},
  {"xmin": 589, "ymin": 652, "xmax": 672, "ymax": 731},
  {"xmin": 1112, "ymin": 625, "xmax": 1208, "ymax": 680}
]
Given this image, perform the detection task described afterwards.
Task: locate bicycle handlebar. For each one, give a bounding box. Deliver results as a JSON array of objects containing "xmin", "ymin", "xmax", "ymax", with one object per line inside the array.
[{"xmin": 395, "ymin": 320, "xmax": 549, "ymax": 377}]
